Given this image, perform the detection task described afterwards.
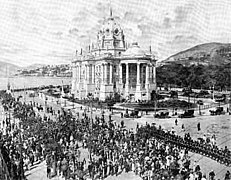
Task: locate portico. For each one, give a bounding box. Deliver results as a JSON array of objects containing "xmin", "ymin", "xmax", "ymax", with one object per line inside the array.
[{"xmin": 118, "ymin": 60, "xmax": 155, "ymax": 101}]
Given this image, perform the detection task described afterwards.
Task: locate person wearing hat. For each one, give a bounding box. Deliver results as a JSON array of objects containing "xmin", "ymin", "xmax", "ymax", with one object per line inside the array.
[
  {"xmin": 225, "ymin": 170, "xmax": 230, "ymax": 180},
  {"xmin": 47, "ymin": 164, "xmax": 51, "ymax": 179},
  {"xmin": 209, "ymin": 170, "xmax": 215, "ymax": 180},
  {"xmin": 197, "ymin": 122, "xmax": 201, "ymax": 131},
  {"xmin": 61, "ymin": 157, "xmax": 68, "ymax": 178},
  {"xmin": 201, "ymin": 174, "xmax": 207, "ymax": 180}
]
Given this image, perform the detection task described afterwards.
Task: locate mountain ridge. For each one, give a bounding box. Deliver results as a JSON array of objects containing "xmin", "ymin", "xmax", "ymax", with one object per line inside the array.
[
  {"xmin": 0, "ymin": 61, "xmax": 20, "ymax": 77},
  {"xmin": 162, "ymin": 42, "xmax": 231, "ymax": 66},
  {"xmin": 24, "ymin": 63, "xmax": 47, "ymax": 70}
]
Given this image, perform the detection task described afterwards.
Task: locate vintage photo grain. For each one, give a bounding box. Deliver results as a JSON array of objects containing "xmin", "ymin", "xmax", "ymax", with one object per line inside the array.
[{"xmin": 0, "ymin": 0, "xmax": 230, "ymax": 180}]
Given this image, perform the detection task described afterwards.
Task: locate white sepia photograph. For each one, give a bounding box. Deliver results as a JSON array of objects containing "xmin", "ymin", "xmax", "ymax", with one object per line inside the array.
[{"xmin": 0, "ymin": 0, "xmax": 230, "ymax": 180}]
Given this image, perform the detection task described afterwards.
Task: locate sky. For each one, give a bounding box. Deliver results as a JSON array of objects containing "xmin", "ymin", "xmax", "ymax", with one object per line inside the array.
[{"xmin": 1, "ymin": 0, "xmax": 231, "ymax": 67}]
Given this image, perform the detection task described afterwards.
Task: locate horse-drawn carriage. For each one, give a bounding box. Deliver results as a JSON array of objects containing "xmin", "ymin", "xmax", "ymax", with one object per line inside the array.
[
  {"xmin": 178, "ymin": 109, "xmax": 194, "ymax": 118},
  {"xmin": 210, "ymin": 107, "xmax": 225, "ymax": 115},
  {"xmin": 124, "ymin": 109, "xmax": 140, "ymax": 118},
  {"xmin": 154, "ymin": 110, "xmax": 170, "ymax": 119}
]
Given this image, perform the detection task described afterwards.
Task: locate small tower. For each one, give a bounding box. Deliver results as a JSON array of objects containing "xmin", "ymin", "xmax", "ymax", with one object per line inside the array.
[{"xmin": 94, "ymin": 8, "xmax": 126, "ymax": 56}]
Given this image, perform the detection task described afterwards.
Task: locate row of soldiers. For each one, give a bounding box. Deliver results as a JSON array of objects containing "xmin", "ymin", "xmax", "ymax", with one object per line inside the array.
[{"xmin": 140, "ymin": 124, "xmax": 231, "ymax": 166}]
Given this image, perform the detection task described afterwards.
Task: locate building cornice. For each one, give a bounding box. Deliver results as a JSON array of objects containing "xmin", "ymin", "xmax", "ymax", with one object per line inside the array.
[{"xmin": 72, "ymin": 54, "xmax": 156, "ymax": 64}]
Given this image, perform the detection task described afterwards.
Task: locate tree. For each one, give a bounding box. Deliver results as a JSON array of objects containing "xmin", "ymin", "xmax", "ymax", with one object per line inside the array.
[{"xmin": 156, "ymin": 63, "xmax": 231, "ymax": 91}]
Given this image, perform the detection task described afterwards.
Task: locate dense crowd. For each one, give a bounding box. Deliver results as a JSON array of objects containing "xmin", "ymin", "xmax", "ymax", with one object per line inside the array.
[{"xmin": 0, "ymin": 91, "xmax": 231, "ymax": 180}]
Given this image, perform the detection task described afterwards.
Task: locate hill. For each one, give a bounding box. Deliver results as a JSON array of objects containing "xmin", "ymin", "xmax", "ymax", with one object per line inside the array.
[
  {"xmin": 0, "ymin": 61, "xmax": 20, "ymax": 77},
  {"xmin": 162, "ymin": 42, "xmax": 231, "ymax": 66},
  {"xmin": 24, "ymin": 63, "xmax": 46, "ymax": 70}
]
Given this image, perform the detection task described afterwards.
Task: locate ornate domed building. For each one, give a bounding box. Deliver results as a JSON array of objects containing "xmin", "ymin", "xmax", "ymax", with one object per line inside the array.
[{"xmin": 71, "ymin": 11, "xmax": 156, "ymax": 101}]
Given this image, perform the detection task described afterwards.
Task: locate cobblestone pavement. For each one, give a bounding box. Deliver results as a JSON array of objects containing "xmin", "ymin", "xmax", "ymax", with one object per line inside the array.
[{"xmin": 14, "ymin": 92, "xmax": 231, "ymax": 180}]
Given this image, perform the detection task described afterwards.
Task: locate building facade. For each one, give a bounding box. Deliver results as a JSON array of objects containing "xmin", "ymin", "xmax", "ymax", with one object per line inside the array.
[{"xmin": 71, "ymin": 12, "xmax": 157, "ymax": 101}]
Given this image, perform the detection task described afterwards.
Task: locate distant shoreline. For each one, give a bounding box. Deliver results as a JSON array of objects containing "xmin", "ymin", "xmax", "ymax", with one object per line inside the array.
[
  {"xmin": 2, "ymin": 75, "xmax": 71, "ymax": 78},
  {"xmin": 0, "ymin": 76, "xmax": 71, "ymax": 90}
]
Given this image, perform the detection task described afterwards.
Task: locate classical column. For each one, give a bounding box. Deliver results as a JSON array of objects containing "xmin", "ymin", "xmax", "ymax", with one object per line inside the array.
[
  {"xmin": 76, "ymin": 66, "xmax": 78, "ymax": 83},
  {"xmin": 74, "ymin": 66, "xmax": 78, "ymax": 94},
  {"xmin": 125, "ymin": 63, "xmax": 129, "ymax": 95},
  {"xmin": 89, "ymin": 64, "xmax": 92, "ymax": 83},
  {"xmin": 75, "ymin": 65, "xmax": 77, "ymax": 83},
  {"xmin": 84, "ymin": 65, "xmax": 86, "ymax": 80},
  {"xmin": 71, "ymin": 65, "xmax": 76, "ymax": 94},
  {"xmin": 136, "ymin": 63, "xmax": 140, "ymax": 85},
  {"xmin": 72, "ymin": 65, "xmax": 76, "ymax": 83},
  {"xmin": 85, "ymin": 65, "xmax": 88, "ymax": 82},
  {"xmin": 145, "ymin": 64, "xmax": 149, "ymax": 89},
  {"xmin": 104, "ymin": 63, "xmax": 108, "ymax": 84},
  {"xmin": 126, "ymin": 63, "xmax": 129, "ymax": 85},
  {"xmin": 101, "ymin": 64, "xmax": 104, "ymax": 84},
  {"xmin": 79, "ymin": 65, "xmax": 81, "ymax": 82},
  {"xmin": 135, "ymin": 63, "xmax": 142, "ymax": 100},
  {"xmin": 109, "ymin": 63, "xmax": 113, "ymax": 84},
  {"xmin": 119, "ymin": 63, "xmax": 123, "ymax": 84},
  {"xmin": 74, "ymin": 65, "xmax": 77, "ymax": 79},
  {"xmin": 153, "ymin": 65, "xmax": 156, "ymax": 84},
  {"xmin": 92, "ymin": 65, "xmax": 95, "ymax": 84}
]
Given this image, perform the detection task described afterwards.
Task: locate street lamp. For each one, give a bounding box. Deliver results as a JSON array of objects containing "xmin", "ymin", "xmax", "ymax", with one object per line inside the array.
[
  {"xmin": 212, "ymin": 84, "xmax": 215, "ymax": 100},
  {"xmin": 87, "ymin": 93, "xmax": 93, "ymax": 130}
]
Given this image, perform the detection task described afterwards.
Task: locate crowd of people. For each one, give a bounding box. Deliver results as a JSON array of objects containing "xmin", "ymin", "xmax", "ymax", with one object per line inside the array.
[{"xmin": 0, "ymin": 91, "xmax": 231, "ymax": 180}]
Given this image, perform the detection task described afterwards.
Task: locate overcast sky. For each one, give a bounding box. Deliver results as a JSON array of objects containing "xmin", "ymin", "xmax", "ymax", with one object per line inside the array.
[{"xmin": 1, "ymin": 0, "xmax": 231, "ymax": 66}]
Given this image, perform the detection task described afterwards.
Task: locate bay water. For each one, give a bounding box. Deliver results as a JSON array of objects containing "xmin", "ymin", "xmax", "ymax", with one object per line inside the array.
[{"xmin": 0, "ymin": 76, "xmax": 71, "ymax": 90}]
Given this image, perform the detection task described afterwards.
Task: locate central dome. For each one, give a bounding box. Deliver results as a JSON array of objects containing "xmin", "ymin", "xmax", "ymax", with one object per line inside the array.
[
  {"xmin": 98, "ymin": 16, "xmax": 123, "ymax": 38},
  {"xmin": 123, "ymin": 42, "xmax": 146, "ymax": 56}
]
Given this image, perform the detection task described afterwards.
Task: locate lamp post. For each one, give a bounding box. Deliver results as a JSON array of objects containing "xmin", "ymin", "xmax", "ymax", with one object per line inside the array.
[
  {"xmin": 87, "ymin": 93, "xmax": 93, "ymax": 131},
  {"xmin": 152, "ymin": 90, "xmax": 157, "ymax": 117},
  {"xmin": 45, "ymin": 98, "xmax": 47, "ymax": 113},
  {"xmin": 213, "ymin": 84, "xmax": 215, "ymax": 100},
  {"xmin": 32, "ymin": 94, "xmax": 35, "ymax": 105}
]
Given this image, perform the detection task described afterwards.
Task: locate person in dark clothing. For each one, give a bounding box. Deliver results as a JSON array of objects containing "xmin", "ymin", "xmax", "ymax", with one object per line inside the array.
[
  {"xmin": 109, "ymin": 114, "xmax": 112, "ymax": 122},
  {"xmin": 47, "ymin": 166, "xmax": 51, "ymax": 178},
  {"xmin": 182, "ymin": 124, "xmax": 185, "ymax": 131},
  {"xmin": 197, "ymin": 122, "xmax": 201, "ymax": 131},
  {"xmin": 195, "ymin": 164, "xmax": 201, "ymax": 172},
  {"xmin": 175, "ymin": 119, "xmax": 178, "ymax": 126},
  {"xmin": 225, "ymin": 170, "xmax": 231, "ymax": 180},
  {"xmin": 209, "ymin": 170, "xmax": 215, "ymax": 180},
  {"xmin": 121, "ymin": 120, "xmax": 124, "ymax": 128}
]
